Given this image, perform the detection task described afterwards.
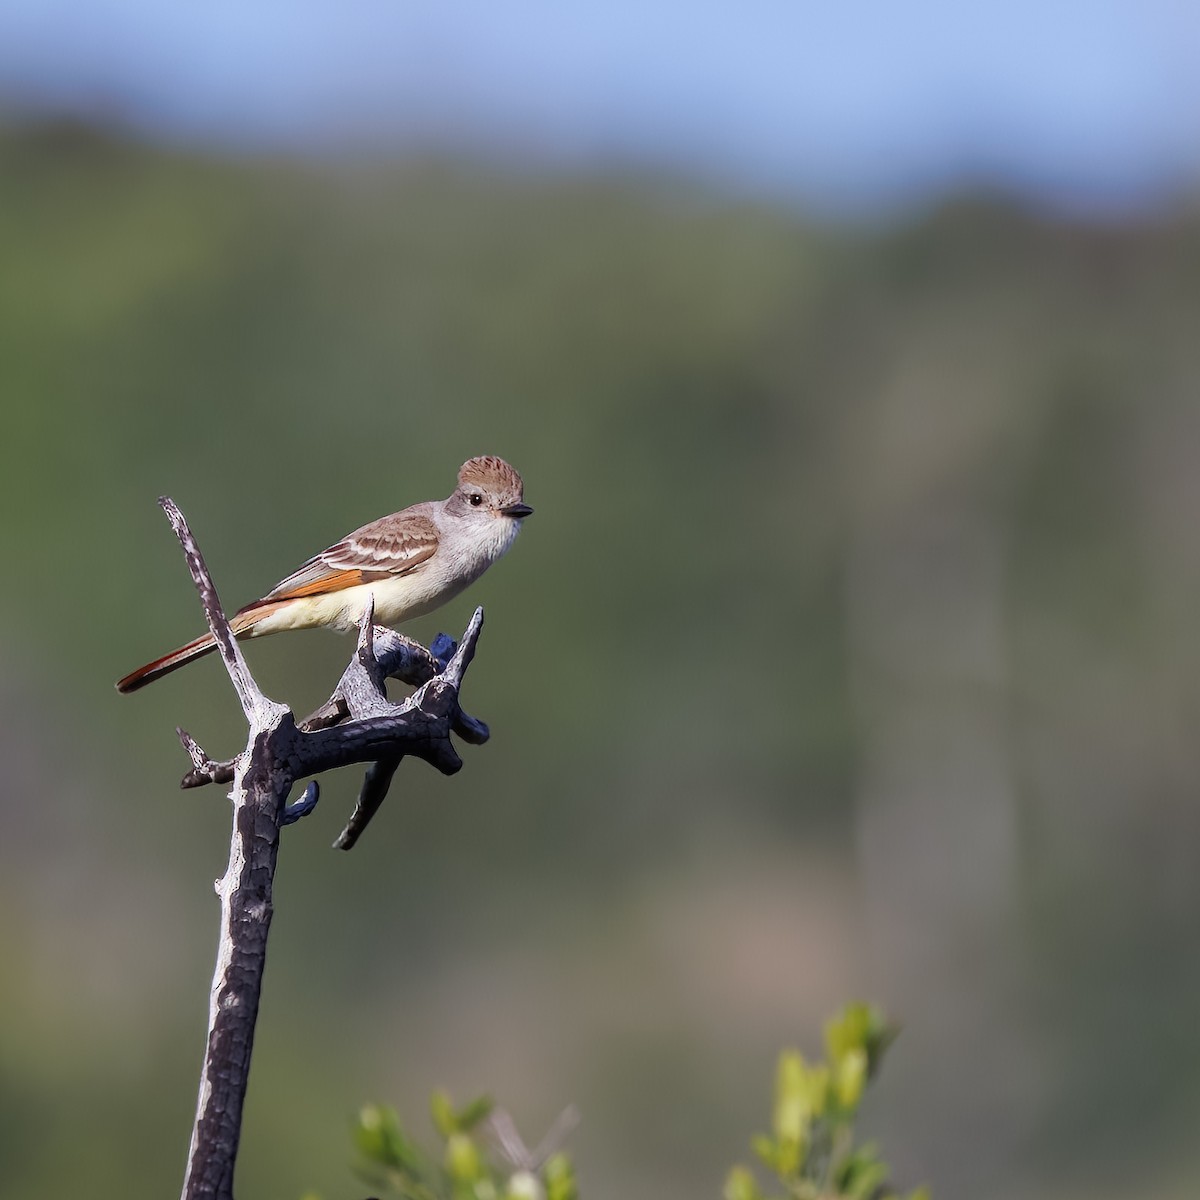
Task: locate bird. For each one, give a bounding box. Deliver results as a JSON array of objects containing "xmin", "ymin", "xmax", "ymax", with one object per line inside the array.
[{"xmin": 116, "ymin": 455, "xmax": 532, "ymax": 693}]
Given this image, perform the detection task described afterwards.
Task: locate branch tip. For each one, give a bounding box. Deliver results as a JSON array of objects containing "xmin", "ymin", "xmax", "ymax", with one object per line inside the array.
[
  {"xmin": 356, "ymin": 596, "xmax": 377, "ymax": 661},
  {"xmin": 443, "ymin": 605, "xmax": 484, "ymax": 687},
  {"xmin": 177, "ymin": 726, "xmax": 207, "ymax": 770},
  {"xmin": 159, "ymin": 495, "xmax": 277, "ymax": 723}
]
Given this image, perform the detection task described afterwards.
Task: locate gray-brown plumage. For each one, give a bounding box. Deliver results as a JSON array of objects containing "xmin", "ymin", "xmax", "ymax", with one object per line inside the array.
[{"xmin": 116, "ymin": 456, "xmax": 531, "ymax": 693}]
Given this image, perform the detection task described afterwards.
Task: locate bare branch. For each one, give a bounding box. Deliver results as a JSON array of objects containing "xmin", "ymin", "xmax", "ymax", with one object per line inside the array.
[
  {"xmin": 297, "ymin": 706, "xmax": 464, "ymax": 777},
  {"xmin": 332, "ymin": 757, "xmax": 402, "ymax": 850},
  {"xmin": 338, "ymin": 599, "xmax": 394, "ymax": 720},
  {"xmin": 177, "ymin": 619, "xmax": 489, "ymax": 790},
  {"xmin": 178, "ymin": 726, "xmax": 212, "ymax": 774},
  {"xmin": 151, "ymin": 498, "xmax": 500, "ymax": 1200},
  {"xmin": 442, "ymin": 605, "xmax": 484, "ymax": 688},
  {"xmin": 158, "ymin": 497, "xmax": 282, "ymax": 725}
]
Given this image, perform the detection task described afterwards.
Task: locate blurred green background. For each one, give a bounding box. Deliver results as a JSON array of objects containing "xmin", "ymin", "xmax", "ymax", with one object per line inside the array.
[{"xmin": 3, "ymin": 110, "xmax": 1200, "ymax": 1200}]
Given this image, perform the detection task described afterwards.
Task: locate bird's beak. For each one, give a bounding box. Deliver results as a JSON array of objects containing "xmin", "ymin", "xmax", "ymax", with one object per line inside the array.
[{"xmin": 501, "ymin": 502, "xmax": 534, "ymax": 519}]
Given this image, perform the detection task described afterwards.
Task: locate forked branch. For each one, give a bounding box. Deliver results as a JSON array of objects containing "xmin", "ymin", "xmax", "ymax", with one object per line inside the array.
[{"xmin": 158, "ymin": 498, "xmax": 492, "ymax": 1200}]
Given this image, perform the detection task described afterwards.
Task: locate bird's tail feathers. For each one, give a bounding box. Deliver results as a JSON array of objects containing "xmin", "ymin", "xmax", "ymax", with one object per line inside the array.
[
  {"xmin": 115, "ymin": 608, "xmax": 274, "ymax": 694},
  {"xmin": 115, "ymin": 632, "xmax": 219, "ymax": 693}
]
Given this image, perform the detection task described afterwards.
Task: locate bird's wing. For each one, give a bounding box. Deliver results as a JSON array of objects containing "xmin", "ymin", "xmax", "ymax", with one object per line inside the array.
[{"xmin": 241, "ymin": 511, "xmax": 439, "ymax": 609}]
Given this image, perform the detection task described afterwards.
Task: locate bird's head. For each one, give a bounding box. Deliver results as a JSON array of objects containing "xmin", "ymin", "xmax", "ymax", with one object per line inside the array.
[{"xmin": 448, "ymin": 455, "xmax": 534, "ymax": 524}]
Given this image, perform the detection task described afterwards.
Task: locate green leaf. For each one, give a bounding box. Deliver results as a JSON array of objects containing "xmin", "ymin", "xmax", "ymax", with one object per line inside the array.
[
  {"xmin": 733, "ymin": 1006, "xmax": 924, "ymax": 1200},
  {"xmin": 542, "ymin": 1153, "xmax": 579, "ymax": 1200},
  {"xmin": 444, "ymin": 1131, "xmax": 483, "ymax": 1183},
  {"xmin": 833, "ymin": 1047, "xmax": 868, "ymax": 1111},
  {"xmin": 724, "ymin": 1165, "xmax": 763, "ymax": 1200},
  {"xmin": 834, "ymin": 1143, "xmax": 892, "ymax": 1200},
  {"xmin": 455, "ymin": 1094, "xmax": 495, "ymax": 1133},
  {"xmin": 847, "ymin": 1160, "xmax": 888, "ymax": 1200},
  {"xmin": 774, "ymin": 1051, "xmax": 826, "ymax": 1145},
  {"xmin": 824, "ymin": 1004, "xmax": 870, "ymax": 1062},
  {"xmin": 354, "ymin": 1104, "xmax": 423, "ymax": 1172},
  {"xmin": 824, "ymin": 1002, "xmax": 900, "ymax": 1078},
  {"xmin": 752, "ymin": 1134, "xmax": 781, "ymax": 1172},
  {"xmin": 774, "ymin": 1051, "xmax": 804, "ymax": 1140},
  {"xmin": 431, "ymin": 1089, "xmax": 459, "ymax": 1137}
]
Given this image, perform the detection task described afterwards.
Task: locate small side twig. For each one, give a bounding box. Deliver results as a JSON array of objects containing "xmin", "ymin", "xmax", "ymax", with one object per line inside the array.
[{"xmin": 332, "ymin": 757, "xmax": 402, "ymax": 850}]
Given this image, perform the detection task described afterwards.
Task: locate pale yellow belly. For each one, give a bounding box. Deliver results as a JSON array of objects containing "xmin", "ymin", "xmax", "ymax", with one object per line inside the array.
[{"xmin": 247, "ymin": 573, "xmax": 465, "ymax": 637}]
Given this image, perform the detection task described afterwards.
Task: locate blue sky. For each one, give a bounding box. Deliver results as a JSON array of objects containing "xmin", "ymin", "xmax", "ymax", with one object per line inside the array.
[{"xmin": 2, "ymin": 1, "xmax": 1198, "ymax": 215}]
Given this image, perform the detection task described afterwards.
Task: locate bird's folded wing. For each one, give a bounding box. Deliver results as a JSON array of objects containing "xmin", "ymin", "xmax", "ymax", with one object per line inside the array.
[{"xmin": 240, "ymin": 512, "xmax": 439, "ymax": 608}]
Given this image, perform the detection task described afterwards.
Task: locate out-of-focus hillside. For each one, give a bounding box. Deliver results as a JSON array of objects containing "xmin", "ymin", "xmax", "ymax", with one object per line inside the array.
[{"xmin": 3, "ymin": 121, "xmax": 1200, "ymax": 1200}]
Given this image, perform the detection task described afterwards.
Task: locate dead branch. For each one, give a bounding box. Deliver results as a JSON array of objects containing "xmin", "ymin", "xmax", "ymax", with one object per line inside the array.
[
  {"xmin": 155, "ymin": 498, "xmax": 493, "ymax": 1200},
  {"xmin": 177, "ymin": 624, "xmax": 488, "ymax": 792}
]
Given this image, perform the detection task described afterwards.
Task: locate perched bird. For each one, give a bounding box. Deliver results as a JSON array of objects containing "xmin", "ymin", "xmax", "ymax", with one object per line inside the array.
[{"xmin": 116, "ymin": 455, "xmax": 532, "ymax": 693}]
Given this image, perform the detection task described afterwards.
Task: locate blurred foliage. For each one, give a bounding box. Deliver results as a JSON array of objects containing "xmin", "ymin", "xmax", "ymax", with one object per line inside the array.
[
  {"xmin": 4, "ymin": 117, "xmax": 1200, "ymax": 1200},
  {"xmin": 308, "ymin": 1093, "xmax": 577, "ymax": 1200},
  {"xmin": 311, "ymin": 1005, "xmax": 919, "ymax": 1200},
  {"xmin": 726, "ymin": 1005, "xmax": 925, "ymax": 1200}
]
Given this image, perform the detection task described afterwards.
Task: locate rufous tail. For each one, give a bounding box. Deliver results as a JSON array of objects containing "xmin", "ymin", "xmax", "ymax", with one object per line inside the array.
[
  {"xmin": 115, "ymin": 606, "xmax": 281, "ymax": 694},
  {"xmin": 115, "ymin": 632, "xmax": 220, "ymax": 693}
]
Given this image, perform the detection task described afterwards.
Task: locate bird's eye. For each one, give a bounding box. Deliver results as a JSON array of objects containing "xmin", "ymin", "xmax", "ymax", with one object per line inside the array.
[{"xmin": 469, "ymin": 493, "xmax": 484, "ymax": 507}]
